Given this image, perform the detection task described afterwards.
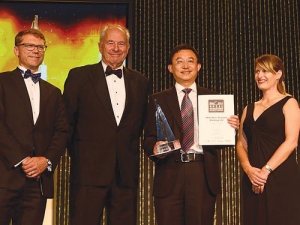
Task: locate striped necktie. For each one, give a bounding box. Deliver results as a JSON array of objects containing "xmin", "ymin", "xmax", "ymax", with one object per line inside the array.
[{"xmin": 181, "ymin": 88, "xmax": 194, "ymax": 152}]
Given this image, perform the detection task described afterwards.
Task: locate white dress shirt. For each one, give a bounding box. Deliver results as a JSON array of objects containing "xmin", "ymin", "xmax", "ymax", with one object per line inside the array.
[
  {"xmin": 102, "ymin": 62, "xmax": 126, "ymax": 125},
  {"xmin": 175, "ymin": 82, "xmax": 204, "ymax": 154},
  {"xmin": 14, "ymin": 66, "xmax": 41, "ymax": 167},
  {"xmin": 19, "ymin": 66, "xmax": 40, "ymax": 124}
]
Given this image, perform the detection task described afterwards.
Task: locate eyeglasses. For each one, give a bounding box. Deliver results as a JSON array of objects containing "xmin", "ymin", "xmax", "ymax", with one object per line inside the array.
[
  {"xmin": 175, "ymin": 58, "xmax": 196, "ymax": 66},
  {"xmin": 17, "ymin": 43, "xmax": 47, "ymax": 52}
]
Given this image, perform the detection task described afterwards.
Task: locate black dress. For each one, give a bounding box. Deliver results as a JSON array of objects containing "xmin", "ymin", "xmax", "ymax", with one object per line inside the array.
[{"xmin": 242, "ymin": 96, "xmax": 300, "ymax": 225}]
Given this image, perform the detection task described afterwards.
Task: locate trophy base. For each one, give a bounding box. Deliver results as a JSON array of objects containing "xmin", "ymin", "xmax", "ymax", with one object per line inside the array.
[{"xmin": 156, "ymin": 140, "xmax": 181, "ymax": 154}]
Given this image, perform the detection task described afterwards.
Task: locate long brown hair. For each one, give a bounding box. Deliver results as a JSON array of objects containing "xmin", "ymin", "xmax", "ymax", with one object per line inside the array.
[{"xmin": 255, "ymin": 54, "xmax": 287, "ymax": 95}]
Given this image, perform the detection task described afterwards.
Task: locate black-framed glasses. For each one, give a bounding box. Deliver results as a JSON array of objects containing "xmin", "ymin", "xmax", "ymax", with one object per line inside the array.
[{"xmin": 17, "ymin": 43, "xmax": 47, "ymax": 52}]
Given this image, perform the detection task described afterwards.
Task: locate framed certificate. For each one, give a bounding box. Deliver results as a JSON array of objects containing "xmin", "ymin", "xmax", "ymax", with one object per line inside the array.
[{"xmin": 198, "ymin": 95, "xmax": 235, "ymax": 145}]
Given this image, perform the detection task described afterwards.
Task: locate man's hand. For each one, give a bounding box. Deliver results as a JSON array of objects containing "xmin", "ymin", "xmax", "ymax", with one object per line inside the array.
[
  {"xmin": 22, "ymin": 156, "xmax": 48, "ymax": 178},
  {"xmin": 153, "ymin": 141, "xmax": 172, "ymax": 159},
  {"xmin": 227, "ymin": 115, "xmax": 240, "ymax": 130}
]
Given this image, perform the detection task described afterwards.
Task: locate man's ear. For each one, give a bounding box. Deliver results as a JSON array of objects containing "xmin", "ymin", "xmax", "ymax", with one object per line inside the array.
[
  {"xmin": 14, "ymin": 46, "xmax": 19, "ymax": 57},
  {"xmin": 167, "ymin": 64, "xmax": 173, "ymax": 73},
  {"xmin": 197, "ymin": 63, "xmax": 201, "ymax": 72}
]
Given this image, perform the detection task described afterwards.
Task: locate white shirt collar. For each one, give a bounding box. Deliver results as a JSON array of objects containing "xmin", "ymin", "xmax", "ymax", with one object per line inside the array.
[
  {"xmin": 101, "ymin": 61, "xmax": 123, "ymax": 74},
  {"xmin": 175, "ymin": 82, "xmax": 197, "ymax": 94},
  {"xmin": 18, "ymin": 66, "xmax": 41, "ymax": 76}
]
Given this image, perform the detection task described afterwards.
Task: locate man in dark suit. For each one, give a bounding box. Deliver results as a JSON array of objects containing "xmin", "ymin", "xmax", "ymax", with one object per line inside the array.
[
  {"xmin": 63, "ymin": 24, "xmax": 149, "ymax": 225},
  {"xmin": 0, "ymin": 29, "xmax": 69, "ymax": 225},
  {"xmin": 143, "ymin": 44, "xmax": 239, "ymax": 225}
]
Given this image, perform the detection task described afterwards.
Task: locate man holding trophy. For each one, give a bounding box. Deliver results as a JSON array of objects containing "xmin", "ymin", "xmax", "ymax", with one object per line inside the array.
[{"xmin": 143, "ymin": 44, "xmax": 239, "ymax": 225}]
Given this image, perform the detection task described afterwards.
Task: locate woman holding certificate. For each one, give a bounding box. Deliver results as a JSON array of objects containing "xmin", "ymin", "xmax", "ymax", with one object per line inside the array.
[{"xmin": 237, "ymin": 54, "xmax": 300, "ymax": 225}]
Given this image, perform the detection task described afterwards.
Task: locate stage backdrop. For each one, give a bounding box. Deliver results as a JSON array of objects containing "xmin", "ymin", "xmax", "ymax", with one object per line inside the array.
[
  {"xmin": 0, "ymin": 1, "xmax": 130, "ymax": 224},
  {"xmin": 0, "ymin": 1, "xmax": 129, "ymax": 91},
  {"xmin": 133, "ymin": 0, "xmax": 299, "ymax": 225}
]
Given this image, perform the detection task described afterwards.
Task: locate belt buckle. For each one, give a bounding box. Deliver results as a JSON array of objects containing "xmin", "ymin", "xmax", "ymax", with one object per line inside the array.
[{"xmin": 181, "ymin": 153, "xmax": 190, "ymax": 163}]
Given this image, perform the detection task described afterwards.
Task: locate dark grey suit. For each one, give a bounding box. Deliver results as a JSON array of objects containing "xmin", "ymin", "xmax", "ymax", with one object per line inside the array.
[
  {"xmin": 63, "ymin": 62, "xmax": 149, "ymax": 224},
  {"xmin": 0, "ymin": 68, "xmax": 69, "ymax": 224},
  {"xmin": 143, "ymin": 86, "xmax": 222, "ymax": 225}
]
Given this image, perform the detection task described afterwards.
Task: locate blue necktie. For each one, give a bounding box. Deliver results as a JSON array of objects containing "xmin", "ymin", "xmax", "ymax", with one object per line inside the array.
[{"xmin": 23, "ymin": 69, "xmax": 41, "ymax": 83}]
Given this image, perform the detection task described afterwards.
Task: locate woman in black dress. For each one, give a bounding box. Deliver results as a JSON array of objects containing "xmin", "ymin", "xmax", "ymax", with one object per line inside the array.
[{"xmin": 236, "ymin": 54, "xmax": 300, "ymax": 225}]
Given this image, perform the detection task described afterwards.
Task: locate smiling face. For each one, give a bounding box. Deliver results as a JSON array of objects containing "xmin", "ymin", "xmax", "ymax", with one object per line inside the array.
[
  {"xmin": 255, "ymin": 66, "xmax": 282, "ymax": 92},
  {"xmin": 254, "ymin": 54, "xmax": 286, "ymax": 94},
  {"xmin": 168, "ymin": 49, "xmax": 201, "ymax": 87},
  {"xmin": 14, "ymin": 34, "xmax": 45, "ymax": 72},
  {"xmin": 99, "ymin": 27, "xmax": 130, "ymax": 69}
]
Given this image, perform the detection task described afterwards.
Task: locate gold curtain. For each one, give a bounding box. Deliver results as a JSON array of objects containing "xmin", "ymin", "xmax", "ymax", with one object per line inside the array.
[{"xmin": 55, "ymin": 0, "xmax": 300, "ymax": 224}]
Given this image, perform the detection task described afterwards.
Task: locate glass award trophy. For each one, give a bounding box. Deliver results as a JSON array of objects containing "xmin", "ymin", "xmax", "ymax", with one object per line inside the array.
[{"xmin": 154, "ymin": 99, "xmax": 181, "ymax": 155}]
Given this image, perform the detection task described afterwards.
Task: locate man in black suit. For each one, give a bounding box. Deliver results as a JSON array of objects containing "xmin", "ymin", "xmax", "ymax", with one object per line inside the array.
[
  {"xmin": 0, "ymin": 29, "xmax": 69, "ymax": 225},
  {"xmin": 143, "ymin": 44, "xmax": 239, "ymax": 225},
  {"xmin": 63, "ymin": 24, "xmax": 149, "ymax": 225}
]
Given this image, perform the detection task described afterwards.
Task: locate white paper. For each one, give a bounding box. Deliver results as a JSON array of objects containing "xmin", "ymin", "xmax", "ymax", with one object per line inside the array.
[{"xmin": 198, "ymin": 95, "xmax": 235, "ymax": 145}]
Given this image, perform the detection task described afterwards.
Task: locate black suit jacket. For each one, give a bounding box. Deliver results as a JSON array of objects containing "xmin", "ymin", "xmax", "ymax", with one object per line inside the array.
[
  {"xmin": 0, "ymin": 68, "xmax": 69, "ymax": 198},
  {"xmin": 63, "ymin": 62, "xmax": 149, "ymax": 188},
  {"xmin": 143, "ymin": 86, "xmax": 222, "ymax": 197}
]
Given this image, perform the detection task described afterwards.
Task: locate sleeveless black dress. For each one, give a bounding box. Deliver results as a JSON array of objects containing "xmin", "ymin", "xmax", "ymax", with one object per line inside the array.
[{"xmin": 242, "ymin": 96, "xmax": 300, "ymax": 225}]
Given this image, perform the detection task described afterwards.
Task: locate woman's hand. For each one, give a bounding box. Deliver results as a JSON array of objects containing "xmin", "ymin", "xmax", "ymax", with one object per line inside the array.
[
  {"xmin": 245, "ymin": 166, "xmax": 268, "ymax": 186},
  {"xmin": 252, "ymin": 184, "xmax": 265, "ymax": 194}
]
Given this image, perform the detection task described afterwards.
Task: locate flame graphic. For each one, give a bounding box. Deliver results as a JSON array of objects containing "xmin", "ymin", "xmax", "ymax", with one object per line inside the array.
[{"xmin": 0, "ymin": 9, "xmax": 126, "ymax": 90}]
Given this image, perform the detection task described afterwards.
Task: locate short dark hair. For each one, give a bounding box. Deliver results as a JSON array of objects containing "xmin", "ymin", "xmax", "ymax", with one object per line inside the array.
[
  {"xmin": 168, "ymin": 44, "xmax": 200, "ymax": 65},
  {"xmin": 15, "ymin": 29, "xmax": 46, "ymax": 46}
]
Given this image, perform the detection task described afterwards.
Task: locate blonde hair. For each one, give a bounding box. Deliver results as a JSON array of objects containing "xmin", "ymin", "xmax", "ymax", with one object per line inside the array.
[{"xmin": 255, "ymin": 54, "xmax": 287, "ymax": 95}]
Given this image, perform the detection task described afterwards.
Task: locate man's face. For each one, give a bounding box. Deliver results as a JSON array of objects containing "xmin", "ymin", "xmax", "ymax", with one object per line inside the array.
[
  {"xmin": 168, "ymin": 49, "xmax": 201, "ymax": 87},
  {"xmin": 99, "ymin": 28, "xmax": 130, "ymax": 69},
  {"xmin": 14, "ymin": 34, "xmax": 45, "ymax": 72}
]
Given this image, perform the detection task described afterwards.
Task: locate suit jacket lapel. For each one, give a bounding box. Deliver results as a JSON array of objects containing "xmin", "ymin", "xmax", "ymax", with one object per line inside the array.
[
  {"xmin": 11, "ymin": 68, "xmax": 33, "ymax": 122},
  {"xmin": 119, "ymin": 67, "xmax": 132, "ymax": 124},
  {"xmin": 165, "ymin": 87, "xmax": 182, "ymax": 129},
  {"xmin": 165, "ymin": 86, "xmax": 203, "ymax": 131},
  {"xmin": 89, "ymin": 63, "xmax": 116, "ymax": 125},
  {"xmin": 35, "ymin": 79, "xmax": 48, "ymax": 126}
]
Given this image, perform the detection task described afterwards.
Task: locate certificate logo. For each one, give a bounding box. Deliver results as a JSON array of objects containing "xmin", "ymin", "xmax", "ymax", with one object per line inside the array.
[{"xmin": 208, "ymin": 100, "xmax": 224, "ymax": 112}]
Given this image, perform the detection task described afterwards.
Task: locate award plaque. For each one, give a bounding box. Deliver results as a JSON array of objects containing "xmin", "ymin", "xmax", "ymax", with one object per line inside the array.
[
  {"xmin": 198, "ymin": 95, "xmax": 235, "ymax": 145},
  {"xmin": 153, "ymin": 100, "xmax": 181, "ymax": 155}
]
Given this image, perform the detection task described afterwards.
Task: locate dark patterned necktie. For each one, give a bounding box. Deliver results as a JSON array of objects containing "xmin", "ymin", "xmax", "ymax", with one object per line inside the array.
[
  {"xmin": 181, "ymin": 88, "xmax": 194, "ymax": 152},
  {"xmin": 105, "ymin": 66, "xmax": 122, "ymax": 79},
  {"xmin": 23, "ymin": 69, "xmax": 41, "ymax": 83}
]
